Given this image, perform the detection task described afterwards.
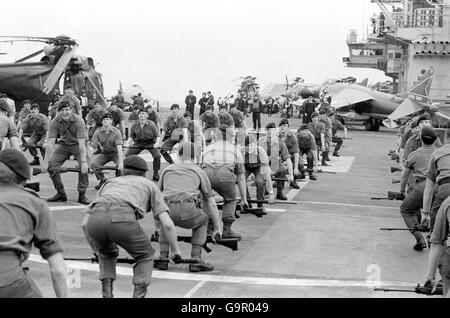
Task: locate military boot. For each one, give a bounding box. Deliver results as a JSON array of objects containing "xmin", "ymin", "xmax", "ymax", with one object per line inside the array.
[
  {"xmin": 78, "ymin": 193, "xmax": 90, "ymax": 205},
  {"xmin": 29, "ymin": 157, "xmax": 40, "ymax": 166},
  {"xmin": 189, "ymin": 258, "xmax": 214, "ymax": 272},
  {"xmin": 333, "ymin": 151, "xmax": 340, "ymax": 157},
  {"xmin": 133, "ymin": 284, "xmax": 148, "ymax": 298},
  {"xmin": 309, "ymin": 172, "xmax": 317, "ymax": 181},
  {"xmin": 222, "ymin": 221, "xmax": 242, "ymax": 240},
  {"xmin": 276, "ymin": 181, "xmax": 288, "ymax": 200},
  {"xmin": 95, "ymin": 178, "xmax": 107, "ymax": 190},
  {"xmin": 321, "ymin": 157, "xmax": 329, "ymax": 166},
  {"xmin": 101, "ymin": 278, "xmax": 114, "ymax": 298}
]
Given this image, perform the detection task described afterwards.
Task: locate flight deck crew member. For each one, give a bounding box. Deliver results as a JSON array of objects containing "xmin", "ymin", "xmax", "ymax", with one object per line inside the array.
[
  {"xmin": 157, "ymin": 142, "xmax": 222, "ymax": 272},
  {"xmin": 423, "ymin": 196, "xmax": 450, "ymax": 298},
  {"xmin": 236, "ymin": 94, "xmax": 247, "ymax": 117},
  {"xmin": 84, "ymin": 155, "xmax": 183, "ymax": 298},
  {"xmin": 296, "ymin": 124, "xmax": 318, "ymax": 180},
  {"xmin": 279, "ymin": 119, "xmax": 301, "ymax": 189},
  {"xmin": 183, "ymin": 111, "xmax": 204, "ymax": 163},
  {"xmin": 86, "ymin": 101, "xmax": 107, "ymax": 140},
  {"xmin": 0, "ymin": 100, "xmax": 20, "ymax": 151},
  {"xmin": 202, "ymin": 125, "xmax": 249, "ymax": 240},
  {"xmin": 43, "ymin": 101, "xmax": 90, "ymax": 205},
  {"xmin": 318, "ymin": 109, "xmax": 332, "ymax": 162},
  {"xmin": 258, "ymin": 123, "xmax": 294, "ymax": 201},
  {"xmin": 0, "ymin": 149, "xmax": 69, "ymax": 298},
  {"xmin": 133, "ymin": 93, "xmax": 145, "ymax": 107},
  {"xmin": 229, "ymin": 103, "xmax": 247, "ymax": 146},
  {"xmin": 198, "ymin": 92, "xmax": 208, "ymax": 117},
  {"xmin": 301, "ymin": 96, "xmax": 317, "ymax": 124},
  {"xmin": 329, "ymin": 112, "xmax": 347, "ymax": 157},
  {"xmin": 206, "ymin": 91, "xmax": 215, "ymax": 111},
  {"xmin": 308, "ymin": 113, "xmax": 327, "ymax": 166},
  {"xmin": 251, "ymin": 95, "xmax": 263, "ymax": 131},
  {"xmin": 200, "ymin": 105, "xmax": 220, "ymax": 145},
  {"xmin": 399, "ymin": 127, "xmax": 437, "ymax": 251},
  {"xmin": 20, "ymin": 103, "xmax": 48, "ymax": 166},
  {"xmin": 422, "ymin": 128, "xmax": 450, "ymax": 236},
  {"xmin": 241, "ymin": 135, "xmax": 275, "ymax": 210},
  {"xmin": 157, "ymin": 104, "xmax": 188, "ymax": 164},
  {"xmin": 125, "ymin": 108, "xmax": 161, "ymax": 182},
  {"xmin": 185, "ymin": 90, "xmax": 197, "ymax": 120},
  {"xmin": 89, "ymin": 113, "xmax": 124, "ymax": 190},
  {"xmin": 145, "ymin": 105, "xmax": 160, "ymax": 132}
]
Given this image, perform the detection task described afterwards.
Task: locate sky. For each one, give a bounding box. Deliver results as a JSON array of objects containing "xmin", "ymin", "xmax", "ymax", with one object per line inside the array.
[{"xmin": 1, "ymin": 0, "xmax": 387, "ymax": 103}]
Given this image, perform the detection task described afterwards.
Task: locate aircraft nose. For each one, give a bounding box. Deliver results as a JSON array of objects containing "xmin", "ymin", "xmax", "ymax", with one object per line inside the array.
[{"xmin": 299, "ymin": 88, "xmax": 315, "ymax": 99}]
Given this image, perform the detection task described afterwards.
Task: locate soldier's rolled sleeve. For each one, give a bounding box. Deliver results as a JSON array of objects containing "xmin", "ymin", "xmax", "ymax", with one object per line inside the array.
[
  {"xmin": 21, "ymin": 117, "xmax": 30, "ymax": 131},
  {"xmin": 47, "ymin": 119, "xmax": 59, "ymax": 139},
  {"xmin": 91, "ymin": 131, "xmax": 100, "ymax": 149},
  {"xmin": 404, "ymin": 152, "xmax": 416, "ymax": 170},
  {"xmin": 7, "ymin": 121, "xmax": 19, "ymax": 138},
  {"xmin": 426, "ymin": 154, "xmax": 437, "ymax": 182},
  {"xmin": 310, "ymin": 134, "xmax": 317, "ymax": 151},
  {"xmin": 114, "ymin": 130, "xmax": 123, "ymax": 145},
  {"xmin": 33, "ymin": 203, "xmax": 64, "ymax": 259},
  {"xmin": 42, "ymin": 117, "xmax": 49, "ymax": 132},
  {"xmin": 288, "ymin": 135, "xmax": 299, "ymax": 154},
  {"xmin": 180, "ymin": 117, "xmax": 188, "ymax": 129},
  {"xmin": 198, "ymin": 170, "xmax": 215, "ymax": 198},
  {"xmin": 149, "ymin": 184, "xmax": 170, "ymax": 218},
  {"xmin": 280, "ymin": 142, "xmax": 291, "ymax": 161},
  {"xmin": 430, "ymin": 201, "xmax": 450, "ymax": 245},
  {"xmin": 234, "ymin": 150, "xmax": 245, "ymax": 175}
]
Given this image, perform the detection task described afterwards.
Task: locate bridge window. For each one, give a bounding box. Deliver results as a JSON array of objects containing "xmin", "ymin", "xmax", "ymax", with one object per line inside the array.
[{"xmin": 351, "ymin": 49, "xmax": 384, "ymax": 56}]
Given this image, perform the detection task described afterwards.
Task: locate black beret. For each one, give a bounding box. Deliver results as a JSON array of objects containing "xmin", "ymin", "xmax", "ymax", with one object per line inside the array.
[
  {"xmin": 0, "ymin": 99, "xmax": 10, "ymax": 112},
  {"xmin": 329, "ymin": 111, "xmax": 336, "ymax": 117},
  {"xmin": 206, "ymin": 105, "xmax": 214, "ymax": 111},
  {"xmin": 279, "ymin": 119, "xmax": 289, "ymax": 126},
  {"xmin": 57, "ymin": 101, "xmax": 70, "ymax": 111},
  {"xmin": 421, "ymin": 126, "xmax": 437, "ymax": 140},
  {"xmin": 23, "ymin": 99, "xmax": 31, "ymax": 105},
  {"xmin": 170, "ymin": 104, "xmax": 180, "ymax": 110},
  {"xmin": 310, "ymin": 112, "xmax": 319, "ymax": 119},
  {"xmin": 417, "ymin": 114, "xmax": 431, "ymax": 126},
  {"xmin": 124, "ymin": 155, "xmax": 148, "ymax": 172},
  {"xmin": 65, "ymin": 84, "xmax": 72, "ymax": 89},
  {"xmin": 265, "ymin": 122, "xmax": 277, "ymax": 130},
  {"xmin": 183, "ymin": 111, "xmax": 192, "ymax": 118},
  {"xmin": 0, "ymin": 149, "xmax": 31, "ymax": 180},
  {"xmin": 319, "ymin": 109, "xmax": 327, "ymax": 115},
  {"xmin": 31, "ymin": 103, "xmax": 40, "ymax": 110},
  {"xmin": 101, "ymin": 113, "xmax": 113, "ymax": 121},
  {"xmin": 299, "ymin": 124, "xmax": 309, "ymax": 130}
]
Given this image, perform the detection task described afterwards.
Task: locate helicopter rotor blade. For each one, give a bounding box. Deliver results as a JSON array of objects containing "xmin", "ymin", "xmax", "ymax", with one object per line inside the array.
[{"xmin": 42, "ymin": 44, "xmax": 78, "ymax": 94}]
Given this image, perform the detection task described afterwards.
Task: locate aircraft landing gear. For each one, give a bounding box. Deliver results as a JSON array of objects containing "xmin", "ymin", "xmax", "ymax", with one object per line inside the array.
[{"xmin": 365, "ymin": 119, "xmax": 381, "ymax": 131}]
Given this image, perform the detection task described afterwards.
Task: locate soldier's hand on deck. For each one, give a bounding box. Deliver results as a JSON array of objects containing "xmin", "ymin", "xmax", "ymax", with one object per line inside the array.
[
  {"xmin": 211, "ymin": 230, "xmax": 222, "ymax": 243},
  {"xmin": 420, "ymin": 213, "xmax": 430, "ymax": 230}
]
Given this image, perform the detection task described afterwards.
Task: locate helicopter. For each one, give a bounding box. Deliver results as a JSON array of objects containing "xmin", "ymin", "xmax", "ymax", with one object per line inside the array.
[{"xmin": 0, "ymin": 35, "xmax": 104, "ymax": 114}]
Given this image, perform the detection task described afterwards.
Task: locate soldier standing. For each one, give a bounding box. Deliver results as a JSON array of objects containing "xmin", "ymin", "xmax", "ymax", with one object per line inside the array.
[
  {"xmin": 185, "ymin": 90, "xmax": 197, "ymax": 120},
  {"xmin": 20, "ymin": 103, "xmax": 48, "ymax": 165}
]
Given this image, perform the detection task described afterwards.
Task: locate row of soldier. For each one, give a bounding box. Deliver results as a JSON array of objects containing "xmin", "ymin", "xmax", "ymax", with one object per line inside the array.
[{"xmin": 391, "ymin": 113, "xmax": 450, "ymax": 296}]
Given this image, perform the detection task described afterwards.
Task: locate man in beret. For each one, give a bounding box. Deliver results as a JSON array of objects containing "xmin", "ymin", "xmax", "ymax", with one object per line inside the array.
[
  {"xmin": 200, "ymin": 105, "xmax": 220, "ymax": 145},
  {"xmin": 218, "ymin": 105, "xmax": 235, "ymax": 127},
  {"xmin": 157, "ymin": 142, "xmax": 221, "ymax": 272},
  {"xmin": 183, "ymin": 111, "xmax": 204, "ymax": 163},
  {"xmin": 89, "ymin": 113, "xmax": 124, "ymax": 190},
  {"xmin": 279, "ymin": 119, "xmax": 301, "ymax": 189},
  {"xmin": 83, "ymin": 155, "xmax": 183, "ymax": 298},
  {"xmin": 296, "ymin": 124, "xmax": 318, "ymax": 180},
  {"xmin": 0, "ymin": 149, "xmax": 69, "ymax": 298},
  {"xmin": 0, "ymin": 100, "xmax": 20, "ymax": 151},
  {"xmin": 20, "ymin": 103, "xmax": 48, "ymax": 165},
  {"xmin": 229, "ymin": 103, "xmax": 247, "ymax": 146},
  {"xmin": 158, "ymin": 104, "xmax": 188, "ymax": 165},
  {"xmin": 202, "ymin": 125, "xmax": 248, "ymax": 240},
  {"xmin": 108, "ymin": 102, "xmax": 126, "ymax": 137},
  {"xmin": 308, "ymin": 112, "xmax": 327, "ymax": 166},
  {"xmin": 328, "ymin": 112, "xmax": 347, "ymax": 157},
  {"xmin": 399, "ymin": 126, "xmax": 438, "ymax": 251},
  {"xmin": 125, "ymin": 108, "xmax": 161, "ymax": 181},
  {"xmin": 403, "ymin": 114, "xmax": 442, "ymax": 161},
  {"xmin": 17, "ymin": 100, "xmax": 32, "ymax": 145},
  {"xmin": 258, "ymin": 123, "xmax": 294, "ymax": 200},
  {"xmin": 318, "ymin": 109, "xmax": 332, "ymax": 162},
  {"xmin": 43, "ymin": 101, "xmax": 90, "ymax": 204}
]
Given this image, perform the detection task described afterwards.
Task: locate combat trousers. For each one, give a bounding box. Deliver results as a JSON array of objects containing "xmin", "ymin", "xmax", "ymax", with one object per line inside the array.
[
  {"xmin": 161, "ymin": 137, "xmax": 182, "ymax": 164},
  {"xmin": 125, "ymin": 143, "xmax": 160, "ymax": 174},
  {"xmin": 431, "ymin": 182, "xmax": 450, "ymax": 231},
  {"xmin": 299, "ymin": 148, "xmax": 314, "ymax": 172},
  {"xmin": 48, "ymin": 144, "xmax": 89, "ymax": 195},
  {"xmin": 186, "ymin": 106, "xmax": 194, "ymax": 120},
  {"xmin": 203, "ymin": 165, "xmax": 237, "ymax": 223},
  {"xmin": 252, "ymin": 112, "xmax": 261, "ymax": 130},
  {"xmin": 332, "ymin": 136, "xmax": 343, "ymax": 153},
  {"xmin": 86, "ymin": 201, "xmax": 154, "ymax": 285},
  {"xmin": 27, "ymin": 133, "xmax": 46, "ymax": 158},
  {"xmin": 0, "ymin": 251, "xmax": 42, "ymax": 298},
  {"xmin": 159, "ymin": 198, "xmax": 208, "ymax": 258},
  {"xmin": 245, "ymin": 167, "xmax": 265, "ymax": 207},
  {"xmin": 400, "ymin": 179, "xmax": 426, "ymax": 243},
  {"xmin": 91, "ymin": 153, "xmax": 119, "ymax": 181},
  {"xmin": 273, "ymin": 162, "xmax": 288, "ymax": 192}
]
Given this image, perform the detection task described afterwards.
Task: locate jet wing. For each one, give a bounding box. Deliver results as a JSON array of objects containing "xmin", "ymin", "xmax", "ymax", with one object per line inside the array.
[
  {"xmin": 330, "ymin": 89, "xmax": 374, "ymax": 109},
  {"xmin": 387, "ymin": 98, "xmax": 423, "ymax": 121}
]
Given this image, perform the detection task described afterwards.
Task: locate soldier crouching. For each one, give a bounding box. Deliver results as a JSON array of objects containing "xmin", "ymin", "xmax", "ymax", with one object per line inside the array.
[{"xmin": 157, "ymin": 142, "xmax": 222, "ymax": 272}]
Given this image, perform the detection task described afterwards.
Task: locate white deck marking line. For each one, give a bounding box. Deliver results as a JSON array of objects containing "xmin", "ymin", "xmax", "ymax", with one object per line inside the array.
[
  {"xmin": 28, "ymin": 254, "xmax": 413, "ymax": 288},
  {"xmin": 49, "ymin": 205, "xmax": 87, "ymax": 211},
  {"xmin": 265, "ymin": 208, "xmax": 286, "ymax": 213},
  {"xmin": 286, "ymin": 179, "xmax": 309, "ymax": 201},
  {"xmin": 300, "ymin": 201, "xmax": 398, "ymax": 210},
  {"xmin": 183, "ymin": 281, "xmax": 206, "ymax": 298}
]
